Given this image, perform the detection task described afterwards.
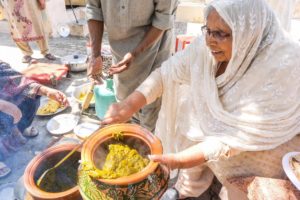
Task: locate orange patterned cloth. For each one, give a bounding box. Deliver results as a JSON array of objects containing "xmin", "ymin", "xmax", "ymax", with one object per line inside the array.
[{"xmin": 2, "ymin": 0, "xmax": 46, "ymax": 42}]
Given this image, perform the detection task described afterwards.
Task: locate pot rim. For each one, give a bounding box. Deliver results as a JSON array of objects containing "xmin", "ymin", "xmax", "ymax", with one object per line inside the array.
[
  {"xmin": 81, "ymin": 123, "xmax": 163, "ymax": 185},
  {"xmin": 24, "ymin": 144, "xmax": 80, "ymax": 199}
]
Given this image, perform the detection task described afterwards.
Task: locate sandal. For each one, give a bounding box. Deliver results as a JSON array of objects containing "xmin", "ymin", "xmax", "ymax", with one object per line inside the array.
[
  {"xmin": 22, "ymin": 55, "xmax": 32, "ymax": 63},
  {"xmin": 161, "ymin": 188, "xmax": 179, "ymax": 200},
  {"xmin": 22, "ymin": 56, "xmax": 38, "ymax": 64},
  {"xmin": 23, "ymin": 126, "xmax": 39, "ymax": 137},
  {"xmin": 44, "ymin": 53, "xmax": 56, "ymax": 61},
  {"xmin": 0, "ymin": 162, "xmax": 11, "ymax": 178}
]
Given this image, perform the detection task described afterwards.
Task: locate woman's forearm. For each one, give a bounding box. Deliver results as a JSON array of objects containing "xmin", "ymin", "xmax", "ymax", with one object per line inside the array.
[
  {"xmin": 149, "ymin": 143, "xmax": 206, "ymax": 170},
  {"xmin": 176, "ymin": 143, "xmax": 206, "ymax": 168},
  {"xmin": 124, "ymin": 91, "xmax": 147, "ymax": 114},
  {"xmin": 37, "ymin": 85, "xmax": 47, "ymax": 96}
]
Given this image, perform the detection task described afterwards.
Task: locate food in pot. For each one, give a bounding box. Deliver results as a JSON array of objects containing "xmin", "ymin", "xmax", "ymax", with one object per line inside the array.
[
  {"xmin": 37, "ymin": 99, "xmax": 62, "ymax": 115},
  {"xmin": 37, "ymin": 151, "xmax": 80, "ymax": 193},
  {"xmin": 83, "ymin": 144, "xmax": 149, "ymax": 179},
  {"xmin": 78, "ymin": 92, "xmax": 95, "ymax": 103}
]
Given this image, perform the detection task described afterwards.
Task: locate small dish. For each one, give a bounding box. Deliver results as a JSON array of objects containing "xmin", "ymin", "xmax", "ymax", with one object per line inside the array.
[
  {"xmin": 74, "ymin": 122, "xmax": 100, "ymax": 139},
  {"xmin": 72, "ymin": 83, "xmax": 95, "ymax": 107},
  {"xmin": 36, "ymin": 97, "xmax": 67, "ymax": 116},
  {"xmin": 46, "ymin": 114, "xmax": 79, "ymax": 135},
  {"xmin": 282, "ymin": 151, "xmax": 300, "ymax": 190}
]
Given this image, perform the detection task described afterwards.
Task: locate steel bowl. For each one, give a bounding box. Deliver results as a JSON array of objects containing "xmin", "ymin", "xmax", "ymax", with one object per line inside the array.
[{"xmin": 62, "ymin": 54, "xmax": 88, "ymax": 72}]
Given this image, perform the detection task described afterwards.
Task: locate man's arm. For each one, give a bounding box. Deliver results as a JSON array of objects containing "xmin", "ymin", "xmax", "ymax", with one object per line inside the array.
[
  {"xmin": 86, "ymin": 0, "xmax": 105, "ymax": 83},
  {"xmin": 109, "ymin": 26, "xmax": 164, "ymax": 74},
  {"xmin": 87, "ymin": 20, "xmax": 104, "ymax": 83},
  {"xmin": 109, "ymin": 0, "xmax": 178, "ymax": 74},
  {"xmin": 132, "ymin": 26, "xmax": 164, "ymax": 57},
  {"xmin": 88, "ymin": 20, "xmax": 104, "ymax": 59}
]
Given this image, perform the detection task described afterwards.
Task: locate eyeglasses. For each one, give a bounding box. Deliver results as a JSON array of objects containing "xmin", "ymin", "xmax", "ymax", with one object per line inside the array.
[{"xmin": 201, "ymin": 25, "xmax": 231, "ymax": 42}]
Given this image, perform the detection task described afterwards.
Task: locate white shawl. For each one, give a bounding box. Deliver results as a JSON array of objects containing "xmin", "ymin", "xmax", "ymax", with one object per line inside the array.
[{"xmin": 155, "ymin": 0, "xmax": 300, "ymax": 154}]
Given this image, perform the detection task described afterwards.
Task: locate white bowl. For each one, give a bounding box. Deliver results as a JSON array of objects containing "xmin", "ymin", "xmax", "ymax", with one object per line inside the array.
[
  {"xmin": 74, "ymin": 122, "xmax": 100, "ymax": 139},
  {"xmin": 47, "ymin": 114, "xmax": 79, "ymax": 135},
  {"xmin": 282, "ymin": 151, "xmax": 300, "ymax": 190},
  {"xmin": 72, "ymin": 83, "xmax": 95, "ymax": 107}
]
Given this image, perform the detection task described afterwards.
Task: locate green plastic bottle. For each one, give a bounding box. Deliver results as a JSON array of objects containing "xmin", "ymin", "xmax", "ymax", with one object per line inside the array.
[{"xmin": 94, "ymin": 79, "xmax": 116, "ymax": 119}]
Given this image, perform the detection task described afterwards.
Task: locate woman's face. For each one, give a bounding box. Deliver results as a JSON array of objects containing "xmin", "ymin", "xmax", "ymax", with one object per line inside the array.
[{"xmin": 205, "ymin": 9, "xmax": 232, "ymax": 63}]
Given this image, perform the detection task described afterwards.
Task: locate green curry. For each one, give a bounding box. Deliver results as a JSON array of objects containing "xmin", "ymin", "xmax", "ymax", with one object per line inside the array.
[{"xmin": 83, "ymin": 144, "xmax": 149, "ymax": 179}]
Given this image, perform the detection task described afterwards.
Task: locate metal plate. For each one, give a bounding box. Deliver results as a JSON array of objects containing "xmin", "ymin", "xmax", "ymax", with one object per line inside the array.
[
  {"xmin": 46, "ymin": 114, "xmax": 79, "ymax": 135},
  {"xmin": 36, "ymin": 97, "xmax": 67, "ymax": 116},
  {"xmin": 74, "ymin": 122, "xmax": 100, "ymax": 139}
]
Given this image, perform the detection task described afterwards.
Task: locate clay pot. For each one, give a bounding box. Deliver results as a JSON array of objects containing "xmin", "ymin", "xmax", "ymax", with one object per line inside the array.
[
  {"xmin": 78, "ymin": 123, "xmax": 169, "ymax": 200},
  {"xmin": 24, "ymin": 144, "xmax": 81, "ymax": 200}
]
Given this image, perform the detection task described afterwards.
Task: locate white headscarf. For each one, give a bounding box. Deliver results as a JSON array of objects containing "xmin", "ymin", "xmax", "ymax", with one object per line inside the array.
[{"xmin": 155, "ymin": 0, "xmax": 300, "ymax": 153}]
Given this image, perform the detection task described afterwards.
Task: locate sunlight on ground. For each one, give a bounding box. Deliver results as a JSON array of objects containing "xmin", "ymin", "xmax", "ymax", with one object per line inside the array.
[{"xmin": 0, "ymin": 45, "xmax": 42, "ymax": 72}]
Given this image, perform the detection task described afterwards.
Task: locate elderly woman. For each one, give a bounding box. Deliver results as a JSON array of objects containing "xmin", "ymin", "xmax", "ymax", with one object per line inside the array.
[
  {"xmin": 0, "ymin": 60, "xmax": 68, "ymax": 177},
  {"xmin": 102, "ymin": 0, "xmax": 300, "ymax": 199}
]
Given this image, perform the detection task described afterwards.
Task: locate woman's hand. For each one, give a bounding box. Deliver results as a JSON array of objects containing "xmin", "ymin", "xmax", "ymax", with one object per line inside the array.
[
  {"xmin": 87, "ymin": 56, "xmax": 103, "ymax": 84},
  {"xmin": 101, "ymin": 91, "xmax": 147, "ymax": 125},
  {"xmin": 0, "ymin": 100, "xmax": 22, "ymax": 124},
  {"xmin": 149, "ymin": 143, "xmax": 207, "ymax": 170},
  {"xmin": 39, "ymin": 86, "xmax": 69, "ymax": 107},
  {"xmin": 101, "ymin": 102, "xmax": 135, "ymax": 125},
  {"xmin": 149, "ymin": 154, "xmax": 183, "ymax": 170},
  {"xmin": 109, "ymin": 53, "xmax": 134, "ymax": 75}
]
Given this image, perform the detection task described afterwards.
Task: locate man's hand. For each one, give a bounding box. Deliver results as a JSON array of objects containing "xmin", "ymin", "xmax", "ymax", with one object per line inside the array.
[
  {"xmin": 87, "ymin": 56, "xmax": 104, "ymax": 84},
  {"xmin": 109, "ymin": 53, "xmax": 134, "ymax": 75},
  {"xmin": 38, "ymin": 0, "xmax": 46, "ymax": 10}
]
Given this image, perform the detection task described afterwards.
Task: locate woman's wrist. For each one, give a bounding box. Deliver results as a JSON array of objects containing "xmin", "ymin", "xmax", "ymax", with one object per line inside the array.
[
  {"xmin": 124, "ymin": 91, "xmax": 147, "ymax": 113},
  {"xmin": 37, "ymin": 85, "xmax": 48, "ymax": 96}
]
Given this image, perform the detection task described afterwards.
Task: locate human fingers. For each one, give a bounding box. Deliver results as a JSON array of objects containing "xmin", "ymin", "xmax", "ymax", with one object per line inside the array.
[
  {"xmin": 58, "ymin": 92, "xmax": 69, "ymax": 106},
  {"xmin": 109, "ymin": 53, "xmax": 133, "ymax": 74},
  {"xmin": 87, "ymin": 56, "xmax": 103, "ymax": 78},
  {"xmin": 101, "ymin": 104, "xmax": 121, "ymax": 124},
  {"xmin": 101, "ymin": 116, "xmax": 119, "ymax": 125},
  {"xmin": 148, "ymin": 154, "xmax": 180, "ymax": 170},
  {"xmin": 109, "ymin": 64, "xmax": 129, "ymax": 74},
  {"xmin": 88, "ymin": 74, "xmax": 103, "ymax": 85}
]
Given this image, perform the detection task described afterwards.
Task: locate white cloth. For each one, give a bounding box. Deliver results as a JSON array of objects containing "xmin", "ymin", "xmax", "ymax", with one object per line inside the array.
[
  {"xmin": 137, "ymin": 0, "xmax": 300, "ymax": 156},
  {"xmin": 266, "ymin": 0, "xmax": 296, "ymax": 31}
]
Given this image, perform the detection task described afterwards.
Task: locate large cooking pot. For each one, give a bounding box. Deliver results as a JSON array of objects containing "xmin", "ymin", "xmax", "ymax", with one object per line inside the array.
[
  {"xmin": 24, "ymin": 144, "xmax": 81, "ymax": 200},
  {"xmin": 78, "ymin": 123, "xmax": 170, "ymax": 200},
  {"xmin": 62, "ymin": 54, "xmax": 88, "ymax": 72}
]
